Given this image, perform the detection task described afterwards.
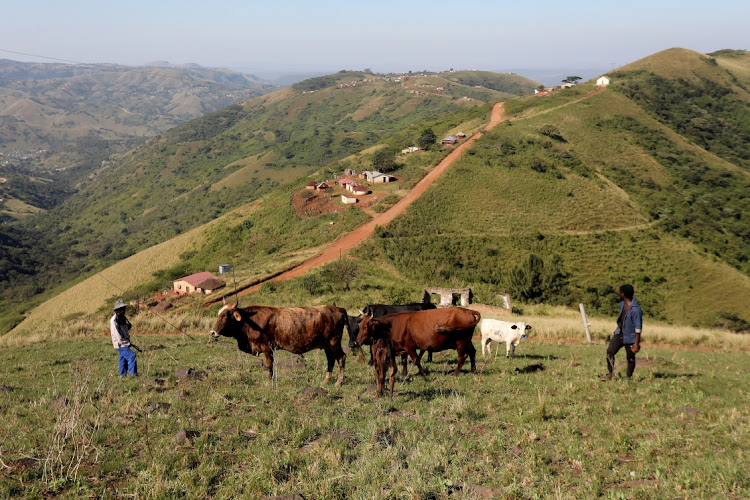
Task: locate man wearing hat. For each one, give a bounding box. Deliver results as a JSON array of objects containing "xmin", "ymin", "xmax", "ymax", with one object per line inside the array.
[{"xmin": 110, "ymin": 299, "xmax": 137, "ymax": 377}]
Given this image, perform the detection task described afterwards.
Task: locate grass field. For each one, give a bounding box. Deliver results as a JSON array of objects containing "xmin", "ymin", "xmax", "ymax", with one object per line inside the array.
[{"xmin": 1, "ymin": 318, "xmax": 748, "ymax": 499}]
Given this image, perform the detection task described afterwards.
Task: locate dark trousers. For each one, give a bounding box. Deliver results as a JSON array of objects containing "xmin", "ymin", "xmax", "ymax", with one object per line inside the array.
[{"xmin": 606, "ymin": 334, "xmax": 636, "ymax": 378}]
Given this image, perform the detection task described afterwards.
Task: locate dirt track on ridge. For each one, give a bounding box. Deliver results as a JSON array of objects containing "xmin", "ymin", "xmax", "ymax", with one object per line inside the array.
[{"xmin": 236, "ymin": 102, "xmax": 506, "ymax": 296}]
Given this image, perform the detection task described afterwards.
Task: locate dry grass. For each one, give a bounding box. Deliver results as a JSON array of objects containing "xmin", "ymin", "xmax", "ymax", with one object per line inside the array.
[{"xmin": 480, "ymin": 303, "xmax": 750, "ymax": 351}]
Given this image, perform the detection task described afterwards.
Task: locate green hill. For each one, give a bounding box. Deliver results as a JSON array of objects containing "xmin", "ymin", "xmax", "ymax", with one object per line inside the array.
[
  {"xmin": 3, "ymin": 50, "xmax": 750, "ymax": 343},
  {"xmin": 0, "ymin": 70, "xmax": 518, "ymax": 335}
]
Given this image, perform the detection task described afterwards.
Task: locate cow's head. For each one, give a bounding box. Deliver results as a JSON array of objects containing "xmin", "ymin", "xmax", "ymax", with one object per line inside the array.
[
  {"xmin": 357, "ymin": 315, "xmax": 386, "ymax": 346},
  {"xmin": 210, "ymin": 301, "xmax": 243, "ymax": 338},
  {"xmin": 512, "ymin": 323, "xmax": 532, "ymax": 339},
  {"xmin": 346, "ymin": 313, "xmax": 364, "ymax": 350}
]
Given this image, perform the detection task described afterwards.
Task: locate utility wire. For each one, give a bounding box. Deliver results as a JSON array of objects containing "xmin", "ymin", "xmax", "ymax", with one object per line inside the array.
[{"xmin": 97, "ymin": 272, "xmax": 198, "ymax": 341}]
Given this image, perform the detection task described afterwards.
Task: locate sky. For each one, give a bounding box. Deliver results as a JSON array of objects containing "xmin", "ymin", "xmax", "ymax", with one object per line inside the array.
[{"xmin": 2, "ymin": 0, "xmax": 748, "ymax": 85}]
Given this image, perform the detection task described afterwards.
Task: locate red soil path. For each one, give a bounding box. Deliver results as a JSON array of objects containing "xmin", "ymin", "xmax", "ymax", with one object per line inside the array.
[{"xmin": 236, "ymin": 102, "xmax": 506, "ymax": 296}]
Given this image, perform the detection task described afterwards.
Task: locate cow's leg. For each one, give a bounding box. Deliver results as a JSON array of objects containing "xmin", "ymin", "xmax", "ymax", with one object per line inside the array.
[
  {"xmin": 264, "ymin": 349, "xmax": 274, "ymax": 380},
  {"xmin": 454, "ymin": 343, "xmax": 468, "ymax": 375},
  {"xmin": 388, "ymin": 357, "xmax": 397, "ymax": 398},
  {"xmin": 408, "ymin": 348, "xmax": 426, "ymax": 377},
  {"xmin": 375, "ymin": 362, "xmax": 384, "ymax": 396},
  {"xmin": 426, "ymin": 350, "xmax": 433, "ymax": 363},
  {"xmin": 335, "ymin": 348, "xmax": 346, "ymax": 386},
  {"xmin": 401, "ymin": 353, "xmax": 408, "ymax": 377},
  {"xmin": 482, "ymin": 336, "xmax": 492, "ymax": 356},
  {"xmin": 368, "ymin": 344, "xmax": 374, "ymax": 366},
  {"xmin": 511, "ymin": 342, "xmax": 517, "ymax": 359},
  {"xmin": 468, "ymin": 341, "xmax": 477, "ymax": 373},
  {"xmin": 506, "ymin": 341, "xmax": 512, "ymax": 358},
  {"xmin": 324, "ymin": 349, "xmax": 335, "ymax": 384}
]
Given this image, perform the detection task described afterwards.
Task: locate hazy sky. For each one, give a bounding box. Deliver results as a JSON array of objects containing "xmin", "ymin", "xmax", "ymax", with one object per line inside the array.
[{"xmin": 2, "ymin": 0, "xmax": 748, "ymax": 81}]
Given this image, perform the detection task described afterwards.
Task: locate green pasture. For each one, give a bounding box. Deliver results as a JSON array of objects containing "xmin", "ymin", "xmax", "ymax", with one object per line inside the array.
[{"xmin": 1, "ymin": 334, "xmax": 747, "ymax": 499}]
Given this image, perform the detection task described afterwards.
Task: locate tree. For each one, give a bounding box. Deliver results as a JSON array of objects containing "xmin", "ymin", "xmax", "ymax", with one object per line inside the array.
[
  {"xmin": 562, "ymin": 76, "xmax": 582, "ymax": 84},
  {"xmin": 372, "ymin": 148, "xmax": 398, "ymax": 173},
  {"xmin": 321, "ymin": 259, "xmax": 361, "ymax": 291},
  {"xmin": 508, "ymin": 254, "xmax": 570, "ymax": 304},
  {"xmin": 417, "ymin": 127, "xmax": 437, "ymax": 150}
]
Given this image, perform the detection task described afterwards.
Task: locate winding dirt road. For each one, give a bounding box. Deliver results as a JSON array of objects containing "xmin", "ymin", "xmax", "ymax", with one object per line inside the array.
[{"xmin": 237, "ymin": 102, "xmax": 506, "ymax": 295}]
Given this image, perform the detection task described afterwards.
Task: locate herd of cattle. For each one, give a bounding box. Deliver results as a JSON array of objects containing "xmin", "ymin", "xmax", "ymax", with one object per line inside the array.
[{"xmin": 209, "ymin": 301, "xmax": 533, "ymax": 397}]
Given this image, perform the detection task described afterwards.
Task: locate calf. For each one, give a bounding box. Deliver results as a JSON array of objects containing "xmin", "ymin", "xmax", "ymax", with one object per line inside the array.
[
  {"xmin": 480, "ymin": 319, "xmax": 532, "ymax": 358},
  {"xmin": 372, "ymin": 338, "xmax": 397, "ymax": 397},
  {"xmin": 358, "ymin": 307, "xmax": 480, "ymax": 377}
]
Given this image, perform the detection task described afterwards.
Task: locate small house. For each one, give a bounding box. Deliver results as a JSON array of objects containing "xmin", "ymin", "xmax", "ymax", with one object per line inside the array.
[
  {"xmin": 442, "ymin": 136, "xmax": 458, "ymax": 145},
  {"xmin": 344, "ymin": 168, "xmax": 356, "ymax": 176},
  {"xmin": 316, "ymin": 182, "xmax": 331, "ymax": 190},
  {"xmin": 350, "ymin": 184, "xmax": 370, "ymax": 195},
  {"xmin": 174, "ymin": 272, "xmax": 226, "ymax": 295},
  {"xmin": 305, "ymin": 181, "xmax": 318, "ymax": 190},
  {"xmin": 338, "ymin": 178, "xmax": 357, "ymax": 187},
  {"xmin": 455, "ymin": 132, "xmax": 466, "ymax": 139},
  {"xmin": 596, "ymin": 76, "xmax": 611, "ymax": 86},
  {"xmin": 341, "ymin": 194, "xmax": 358, "ymax": 204},
  {"xmin": 370, "ymin": 172, "xmax": 394, "ymax": 184}
]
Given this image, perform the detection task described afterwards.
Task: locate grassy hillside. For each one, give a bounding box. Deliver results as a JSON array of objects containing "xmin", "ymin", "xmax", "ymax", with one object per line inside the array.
[
  {"xmin": 442, "ymin": 70, "xmax": 540, "ymax": 95},
  {"xmin": 0, "ymin": 70, "xmax": 512, "ymax": 334},
  {"xmin": 0, "ymin": 331, "xmax": 748, "ymax": 498},
  {"xmin": 3, "ymin": 49, "xmax": 750, "ymax": 342}
]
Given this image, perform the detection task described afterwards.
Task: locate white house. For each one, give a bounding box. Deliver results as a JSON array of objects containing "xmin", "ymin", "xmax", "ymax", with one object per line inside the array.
[
  {"xmin": 596, "ymin": 76, "xmax": 611, "ymax": 86},
  {"xmin": 341, "ymin": 195, "xmax": 358, "ymax": 204}
]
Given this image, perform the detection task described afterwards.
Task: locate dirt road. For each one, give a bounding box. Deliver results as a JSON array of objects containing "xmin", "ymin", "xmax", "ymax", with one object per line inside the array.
[{"xmin": 238, "ymin": 102, "xmax": 506, "ymax": 295}]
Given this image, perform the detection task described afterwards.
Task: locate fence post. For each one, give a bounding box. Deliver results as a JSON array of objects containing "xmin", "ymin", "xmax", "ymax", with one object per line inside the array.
[{"xmin": 579, "ymin": 303, "xmax": 592, "ymax": 343}]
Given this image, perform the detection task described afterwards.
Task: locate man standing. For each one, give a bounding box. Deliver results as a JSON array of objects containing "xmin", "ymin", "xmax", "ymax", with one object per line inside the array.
[
  {"xmin": 110, "ymin": 299, "xmax": 137, "ymax": 377},
  {"xmin": 601, "ymin": 284, "xmax": 642, "ymax": 380}
]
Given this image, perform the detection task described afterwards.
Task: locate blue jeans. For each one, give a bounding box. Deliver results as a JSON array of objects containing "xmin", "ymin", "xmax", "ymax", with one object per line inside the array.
[{"xmin": 117, "ymin": 347, "xmax": 138, "ymax": 376}]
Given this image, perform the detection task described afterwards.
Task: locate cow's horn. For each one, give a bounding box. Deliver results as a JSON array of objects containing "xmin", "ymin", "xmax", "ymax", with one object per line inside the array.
[{"xmin": 358, "ymin": 309, "xmax": 365, "ymax": 316}]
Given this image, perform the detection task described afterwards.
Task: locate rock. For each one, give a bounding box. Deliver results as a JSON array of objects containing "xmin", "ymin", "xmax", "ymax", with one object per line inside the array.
[
  {"xmin": 172, "ymin": 429, "xmax": 201, "ymax": 445},
  {"xmin": 681, "ymin": 406, "xmax": 698, "ymax": 416},
  {"xmin": 146, "ymin": 402, "xmax": 171, "ymax": 414},
  {"xmin": 10, "ymin": 457, "xmax": 39, "ymax": 471},
  {"xmin": 453, "ymin": 482, "xmax": 502, "ymax": 499},
  {"xmin": 299, "ymin": 386, "xmax": 328, "ymax": 399},
  {"xmin": 175, "ymin": 368, "xmax": 208, "ymax": 381},
  {"xmin": 50, "ymin": 397, "xmax": 69, "ymax": 409}
]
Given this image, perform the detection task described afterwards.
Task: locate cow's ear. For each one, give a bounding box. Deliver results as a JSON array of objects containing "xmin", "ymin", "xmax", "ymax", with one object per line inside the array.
[
  {"xmin": 511, "ymin": 324, "xmax": 518, "ymax": 329},
  {"xmin": 525, "ymin": 325, "xmax": 532, "ymax": 330},
  {"xmin": 233, "ymin": 310, "xmax": 242, "ymax": 321}
]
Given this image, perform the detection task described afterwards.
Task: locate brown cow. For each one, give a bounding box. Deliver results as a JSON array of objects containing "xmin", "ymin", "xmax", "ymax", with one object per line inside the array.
[
  {"xmin": 357, "ymin": 307, "xmax": 480, "ymax": 377},
  {"xmin": 210, "ymin": 302, "xmax": 347, "ymax": 385},
  {"xmin": 372, "ymin": 338, "xmax": 397, "ymax": 397}
]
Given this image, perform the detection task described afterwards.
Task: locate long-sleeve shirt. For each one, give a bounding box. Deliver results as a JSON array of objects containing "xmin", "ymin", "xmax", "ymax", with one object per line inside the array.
[
  {"xmin": 110, "ymin": 314, "xmax": 132, "ymax": 349},
  {"xmin": 614, "ymin": 298, "xmax": 642, "ymax": 344}
]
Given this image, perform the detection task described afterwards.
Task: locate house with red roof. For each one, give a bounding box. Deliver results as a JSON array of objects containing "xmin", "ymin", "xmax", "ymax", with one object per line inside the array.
[{"xmin": 173, "ymin": 272, "xmax": 226, "ymax": 295}]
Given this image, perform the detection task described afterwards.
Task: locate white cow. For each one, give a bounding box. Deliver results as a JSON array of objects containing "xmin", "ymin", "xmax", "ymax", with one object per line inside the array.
[{"xmin": 480, "ymin": 319, "xmax": 532, "ymax": 358}]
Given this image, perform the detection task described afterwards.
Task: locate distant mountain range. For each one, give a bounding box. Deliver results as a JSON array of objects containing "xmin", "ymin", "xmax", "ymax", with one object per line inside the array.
[{"xmin": 0, "ymin": 59, "xmax": 277, "ymax": 209}]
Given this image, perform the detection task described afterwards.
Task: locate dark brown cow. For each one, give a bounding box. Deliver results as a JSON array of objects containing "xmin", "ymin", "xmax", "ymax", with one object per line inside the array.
[
  {"xmin": 372, "ymin": 338, "xmax": 397, "ymax": 398},
  {"xmin": 357, "ymin": 307, "xmax": 481, "ymax": 377},
  {"xmin": 210, "ymin": 303, "xmax": 347, "ymax": 385}
]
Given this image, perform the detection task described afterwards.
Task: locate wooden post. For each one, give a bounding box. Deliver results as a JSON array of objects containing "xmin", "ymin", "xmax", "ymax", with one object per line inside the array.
[{"xmin": 579, "ymin": 303, "xmax": 592, "ymax": 343}]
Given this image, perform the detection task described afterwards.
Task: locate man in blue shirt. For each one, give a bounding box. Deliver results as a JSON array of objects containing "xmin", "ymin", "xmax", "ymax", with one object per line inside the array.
[{"xmin": 601, "ymin": 284, "xmax": 642, "ymax": 380}]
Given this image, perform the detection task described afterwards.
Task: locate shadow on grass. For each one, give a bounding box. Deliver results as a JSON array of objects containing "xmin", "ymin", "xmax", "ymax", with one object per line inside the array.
[
  {"xmin": 512, "ymin": 363, "xmax": 546, "ymax": 375},
  {"xmin": 398, "ymin": 386, "xmax": 466, "ymax": 402},
  {"xmin": 651, "ymin": 372, "xmax": 698, "ymax": 379},
  {"xmin": 513, "ymin": 354, "xmax": 558, "ymax": 361}
]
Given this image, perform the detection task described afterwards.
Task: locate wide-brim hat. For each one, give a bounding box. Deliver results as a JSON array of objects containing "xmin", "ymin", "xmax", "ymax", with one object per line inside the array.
[{"xmin": 114, "ymin": 299, "xmax": 127, "ymax": 311}]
